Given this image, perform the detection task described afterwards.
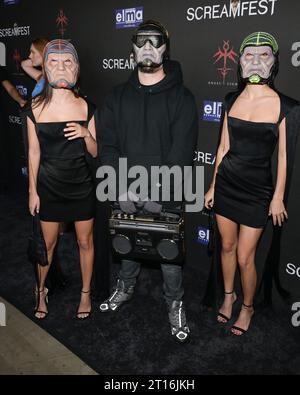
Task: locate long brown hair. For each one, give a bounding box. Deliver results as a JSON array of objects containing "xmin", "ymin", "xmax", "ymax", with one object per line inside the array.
[{"xmin": 31, "ymin": 37, "xmax": 49, "ymax": 55}]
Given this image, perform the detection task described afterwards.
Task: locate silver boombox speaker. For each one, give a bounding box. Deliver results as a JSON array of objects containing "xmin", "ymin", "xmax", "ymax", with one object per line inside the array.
[{"xmin": 109, "ymin": 209, "xmax": 185, "ymax": 264}]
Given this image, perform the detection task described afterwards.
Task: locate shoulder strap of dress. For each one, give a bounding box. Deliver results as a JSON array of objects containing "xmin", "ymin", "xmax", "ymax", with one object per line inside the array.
[
  {"xmin": 224, "ymin": 91, "xmax": 240, "ymax": 115},
  {"xmin": 277, "ymin": 91, "xmax": 300, "ymax": 124},
  {"xmin": 86, "ymin": 99, "xmax": 97, "ymax": 122},
  {"xmin": 22, "ymin": 100, "xmax": 36, "ymax": 124}
]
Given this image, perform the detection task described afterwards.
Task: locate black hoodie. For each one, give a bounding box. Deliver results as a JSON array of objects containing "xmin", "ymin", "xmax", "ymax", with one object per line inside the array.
[{"xmin": 98, "ymin": 60, "xmax": 198, "ymax": 204}]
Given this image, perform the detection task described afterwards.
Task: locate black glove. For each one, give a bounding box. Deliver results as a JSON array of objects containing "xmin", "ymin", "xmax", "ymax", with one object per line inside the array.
[
  {"xmin": 143, "ymin": 200, "xmax": 162, "ymax": 215},
  {"xmin": 119, "ymin": 200, "xmax": 137, "ymax": 214},
  {"xmin": 118, "ymin": 192, "xmax": 138, "ymax": 214}
]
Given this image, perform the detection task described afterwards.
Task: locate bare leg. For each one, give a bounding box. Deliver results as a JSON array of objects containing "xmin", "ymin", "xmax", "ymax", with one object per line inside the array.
[
  {"xmin": 231, "ymin": 224, "xmax": 263, "ymax": 335},
  {"xmin": 35, "ymin": 221, "xmax": 60, "ymax": 318},
  {"xmin": 215, "ymin": 214, "xmax": 238, "ymax": 322},
  {"xmin": 74, "ymin": 218, "xmax": 94, "ymax": 318}
]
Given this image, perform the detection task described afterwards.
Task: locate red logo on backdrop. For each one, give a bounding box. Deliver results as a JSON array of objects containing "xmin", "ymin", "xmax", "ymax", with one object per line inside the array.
[
  {"xmin": 56, "ymin": 9, "xmax": 68, "ymax": 37},
  {"xmin": 12, "ymin": 48, "xmax": 21, "ymax": 72},
  {"xmin": 213, "ymin": 40, "xmax": 238, "ymax": 84}
]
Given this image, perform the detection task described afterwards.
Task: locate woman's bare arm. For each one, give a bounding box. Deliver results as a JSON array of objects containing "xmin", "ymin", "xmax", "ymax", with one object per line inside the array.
[
  {"xmin": 27, "ymin": 116, "xmax": 40, "ymax": 194},
  {"xmin": 84, "ymin": 115, "xmax": 97, "ymax": 158},
  {"xmin": 210, "ymin": 112, "xmax": 230, "ymax": 189},
  {"xmin": 268, "ymin": 118, "xmax": 288, "ymax": 226}
]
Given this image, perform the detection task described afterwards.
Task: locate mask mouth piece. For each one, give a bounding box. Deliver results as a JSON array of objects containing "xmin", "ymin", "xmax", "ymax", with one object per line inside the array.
[{"xmin": 248, "ymin": 74, "xmax": 262, "ymax": 84}]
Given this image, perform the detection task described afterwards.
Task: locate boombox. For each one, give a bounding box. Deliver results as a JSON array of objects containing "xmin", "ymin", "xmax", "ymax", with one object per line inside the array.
[{"xmin": 109, "ymin": 209, "xmax": 185, "ymax": 264}]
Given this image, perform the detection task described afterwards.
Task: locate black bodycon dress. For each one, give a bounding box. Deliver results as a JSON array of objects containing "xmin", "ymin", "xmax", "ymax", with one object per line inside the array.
[
  {"xmin": 214, "ymin": 94, "xmax": 283, "ymax": 229},
  {"xmin": 26, "ymin": 101, "xmax": 96, "ymax": 222}
]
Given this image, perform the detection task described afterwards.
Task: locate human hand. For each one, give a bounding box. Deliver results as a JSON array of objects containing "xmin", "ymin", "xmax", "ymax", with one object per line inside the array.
[
  {"xmin": 29, "ymin": 192, "xmax": 40, "ymax": 216},
  {"xmin": 63, "ymin": 122, "xmax": 90, "ymax": 140},
  {"xmin": 268, "ymin": 198, "xmax": 288, "ymax": 226},
  {"xmin": 204, "ymin": 186, "xmax": 214, "ymax": 209}
]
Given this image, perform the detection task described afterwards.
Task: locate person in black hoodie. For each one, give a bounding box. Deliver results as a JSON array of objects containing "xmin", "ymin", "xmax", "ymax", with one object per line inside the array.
[{"xmin": 98, "ymin": 20, "xmax": 198, "ymax": 343}]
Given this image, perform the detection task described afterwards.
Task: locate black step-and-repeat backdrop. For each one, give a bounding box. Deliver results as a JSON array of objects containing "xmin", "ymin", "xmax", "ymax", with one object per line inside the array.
[{"xmin": 1, "ymin": 0, "xmax": 300, "ymax": 317}]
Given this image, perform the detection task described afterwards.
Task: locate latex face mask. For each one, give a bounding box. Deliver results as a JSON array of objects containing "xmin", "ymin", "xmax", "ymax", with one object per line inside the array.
[
  {"xmin": 240, "ymin": 45, "xmax": 275, "ymax": 84},
  {"xmin": 43, "ymin": 39, "xmax": 79, "ymax": 89},
  {"xmin": 239, "ymin": 31, "xmax": 278, "ymax": 84}
]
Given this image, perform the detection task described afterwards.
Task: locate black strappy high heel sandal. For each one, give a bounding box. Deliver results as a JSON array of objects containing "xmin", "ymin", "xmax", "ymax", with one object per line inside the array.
[
  {"xmin": 34, "ymin": 287, "xmax": 49, "ymax": 320},
  {"xmin": 76, "ymin": 289, "xmax": 92, "ymax": 320},
  {"xmin": 231, "ymin": 302, "xmax": 254, "ymax": 335},
  {"xmin": 217, "ymin": 290, "xmax": 237, "ymax": 323}
]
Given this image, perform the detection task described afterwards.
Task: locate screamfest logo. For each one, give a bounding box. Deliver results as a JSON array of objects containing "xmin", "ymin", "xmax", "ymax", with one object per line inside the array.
[
  {"xmin": 9, "ymin": 114, "xmax": 22, "ymax": 124},
  {"xmin": 208, "ymin": 40, "xmax": 238, "ymax": 87},
  {"xmin": 56, "ymin": 9, "xmax": 68, "ymax": 37},
  {"xmin": 286, "ymin": 263, "xmax": 300, "ymax": 278},
  {"xmin": 102, "ymin": 58, "xmax": 134, "ymax": 70},
  {"xmin": 194, "ymin": 151, "xmax": 216, "ymax": 165},
  {"xmin": 0, "ymin": 23, "xmax": 30, "ymax": 38},
  {"xmin": 186, "ymin": 0, "xmax": 277, "ymax": 21}
]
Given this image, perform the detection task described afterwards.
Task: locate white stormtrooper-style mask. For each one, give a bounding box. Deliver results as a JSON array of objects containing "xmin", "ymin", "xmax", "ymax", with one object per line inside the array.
[{"xmin": 132, "ymin": 23, "xmax": 168, "ymax": 73}]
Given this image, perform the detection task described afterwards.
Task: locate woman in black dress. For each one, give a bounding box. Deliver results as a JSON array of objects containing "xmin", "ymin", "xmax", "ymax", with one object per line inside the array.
[
  {"xmin": 27, "ymin": 39, "xmax": 97, "ymax": 319},
  {"xmin": 204, "ymin": 32, "xmax": 298, "ymax": 335}
]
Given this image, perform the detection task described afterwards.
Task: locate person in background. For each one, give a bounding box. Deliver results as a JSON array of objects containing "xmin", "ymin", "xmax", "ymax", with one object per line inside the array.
[
  {"xmin": 0, "ymin": 65, "xmax": 26, "ymax": 107},
  {"xmin": 21, "ymin": 37, "xmax": 49, "ymax": 98},
  {"xmin": 0, "ymin": 65, "xmax": 26, "ymax": 194}
]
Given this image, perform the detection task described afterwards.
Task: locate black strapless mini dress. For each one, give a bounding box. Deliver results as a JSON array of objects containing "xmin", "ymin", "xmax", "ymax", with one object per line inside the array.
[
  {"xmin": 214, "ymin": 116, "xmax": 279, "ymax": 228},
  {"xmin": 27, "ymin": 106, "xmax": 95, "ymax": 222}
]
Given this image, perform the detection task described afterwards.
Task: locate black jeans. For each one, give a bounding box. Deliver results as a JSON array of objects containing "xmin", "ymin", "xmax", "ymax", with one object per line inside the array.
[{"xmin": 119, "ymin": 259, "xmax": 184, "ymax": 305}]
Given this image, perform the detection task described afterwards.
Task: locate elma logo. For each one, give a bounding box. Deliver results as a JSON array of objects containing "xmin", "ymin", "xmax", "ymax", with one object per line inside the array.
[
  {"xmin": 21, "ymin": 166, "xmax": 28, "ymax": 177},
  {"xmin": 16, "ymin": 85, "xmax": 27, "ymax": 98},
  {"xmin": 3, "ymin": 0, "xmax": 20, "ymax": 5},
  {"xmin": 197, "ymin": 226, "xmax": 209, "ymax": 246},
  {"xmin": 0, "ymin": 42, "xmax": 6, "ymax": 65},
  {"xmin": 115, "ymin": 7, "xmax": 143, "ymax": 29},
  {"xmin": 291, "ymin": 42, "xmax": 300, "ymax": 67},
  {"xmin": 203, "ymin": 100, "xmax": 222, "ymax": 122}
]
